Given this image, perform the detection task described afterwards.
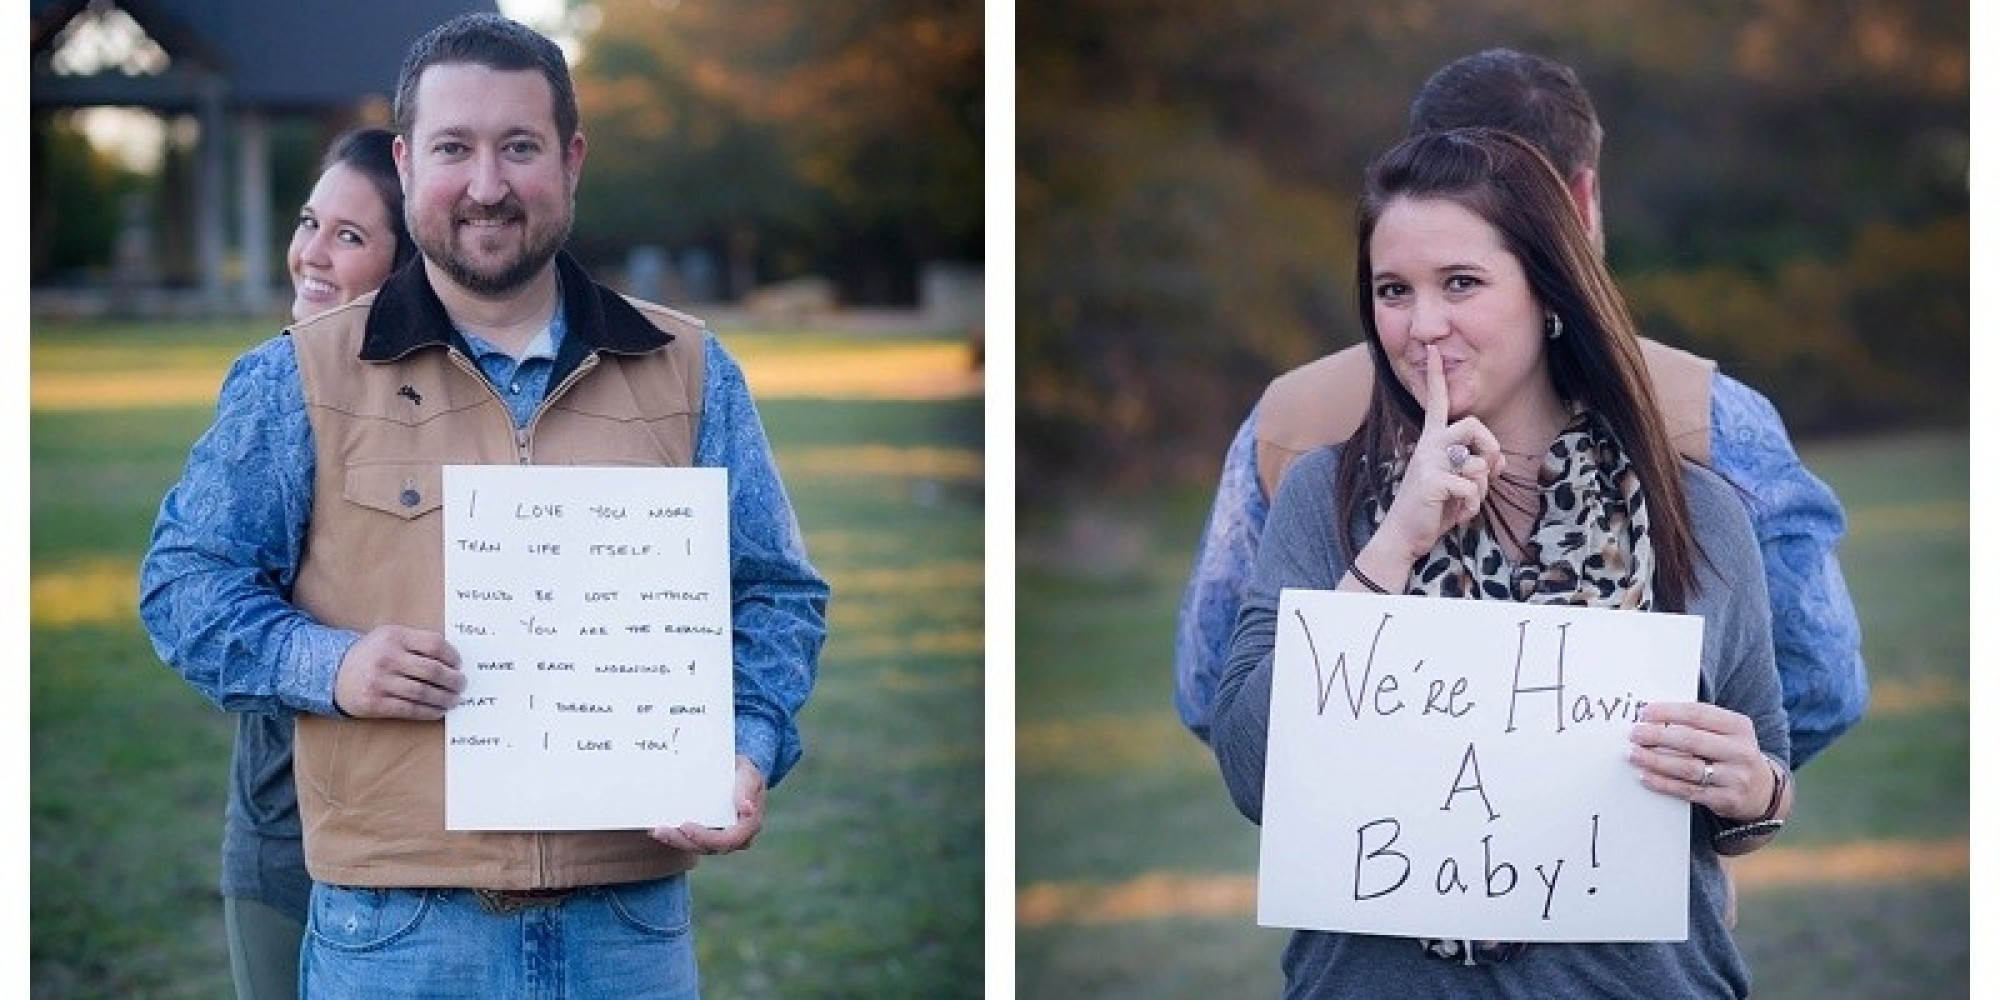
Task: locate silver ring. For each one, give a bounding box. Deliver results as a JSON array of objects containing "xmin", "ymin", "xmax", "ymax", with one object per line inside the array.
[
  {"xmin": 1697, "ymin": 762, "xmax": 1714, "ymax": 789},
  {"xmin": 1445, "ymin": 443, "xmax": 1470, "ymax": 472}
]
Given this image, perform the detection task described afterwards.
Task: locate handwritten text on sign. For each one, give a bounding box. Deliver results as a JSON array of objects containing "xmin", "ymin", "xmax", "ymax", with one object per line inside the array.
[
  {"xmin": 1258, "ymin": 590, "xmax": 1702, "ymax": 942},
  {"xmin": 444, "ymin": 465, "xmax": 733, "ymax": 831}
]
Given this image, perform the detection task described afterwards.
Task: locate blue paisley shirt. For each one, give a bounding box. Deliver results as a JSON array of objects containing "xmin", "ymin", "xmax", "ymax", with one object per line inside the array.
[{"xmin": 1174, "ymin": 371, "xmax": 1865, "ymax": 767}]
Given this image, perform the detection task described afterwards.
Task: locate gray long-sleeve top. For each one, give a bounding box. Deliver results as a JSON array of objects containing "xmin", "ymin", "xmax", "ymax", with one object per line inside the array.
[{"xmin": 1211, "ymin": 445, "xmax": 1789, "ymax": 999}]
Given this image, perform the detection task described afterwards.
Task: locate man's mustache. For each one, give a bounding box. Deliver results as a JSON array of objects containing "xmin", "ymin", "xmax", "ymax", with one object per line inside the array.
[{"xmin": 454, "ymin": 200, "xmax": 526, "ymax": 223}]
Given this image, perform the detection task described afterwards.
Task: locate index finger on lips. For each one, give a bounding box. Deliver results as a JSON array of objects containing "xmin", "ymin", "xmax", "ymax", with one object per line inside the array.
[{"xmin": 1422, "ymin": 344, "xmax": 1448, "ymax": 433}]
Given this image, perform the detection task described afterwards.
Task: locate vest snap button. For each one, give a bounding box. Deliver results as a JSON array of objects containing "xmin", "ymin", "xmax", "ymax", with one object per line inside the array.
[{"xmin": 400, "ymin": 488, "xmax": 421, "ymax": 507}]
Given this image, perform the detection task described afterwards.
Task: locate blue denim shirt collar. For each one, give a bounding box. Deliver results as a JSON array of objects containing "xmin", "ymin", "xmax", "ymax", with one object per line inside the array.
[{"xmin": 459, "ymin": 299, "xmax": 566, "ymax": 367}]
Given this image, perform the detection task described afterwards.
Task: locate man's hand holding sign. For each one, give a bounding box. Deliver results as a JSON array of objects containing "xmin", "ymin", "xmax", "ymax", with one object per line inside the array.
[{"xmin": 443, "ymin": 465, "xmax": 738, "ymax": 834}]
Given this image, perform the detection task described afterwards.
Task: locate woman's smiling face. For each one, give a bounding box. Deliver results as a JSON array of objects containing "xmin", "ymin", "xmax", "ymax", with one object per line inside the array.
[
  {"xmin": 1369, "ymin": 194, "xmax": 1556, "ymax": 432},
  {"xmin": 286, "ymin": 162, "xmax": 399, "ymax": 322}
]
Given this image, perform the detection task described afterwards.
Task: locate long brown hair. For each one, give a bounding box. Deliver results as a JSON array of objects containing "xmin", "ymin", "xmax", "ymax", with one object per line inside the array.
[
  {"xmin": 321, "ymin": 127, "xmax": 416, "ymax": 273},
  {"xmin": 1334, "ymin": 128, "xmax": 1702, "ymax": 610}
]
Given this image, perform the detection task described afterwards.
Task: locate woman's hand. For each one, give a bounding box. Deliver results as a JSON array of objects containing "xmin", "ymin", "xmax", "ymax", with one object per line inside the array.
[
  {"xmin": 1370, "ymin": 344, "xmax": 1506, "ymax": 564},
  {"xmin": 1627, "ymin": 702, "xmax": 1781, "ymax": 823}
]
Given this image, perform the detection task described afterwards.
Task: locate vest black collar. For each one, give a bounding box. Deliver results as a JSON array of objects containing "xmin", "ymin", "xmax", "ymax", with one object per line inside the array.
[{"xmin": 358, "ymin": 251, "xmax": 672, "ymax": 362}]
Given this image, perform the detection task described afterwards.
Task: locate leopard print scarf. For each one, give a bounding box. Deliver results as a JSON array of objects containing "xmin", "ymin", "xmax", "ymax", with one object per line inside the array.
[
  {"xmin": 1370, "ymin": 407, "xmax": 1655, "ymax": 610},
  {"xmin": 1369, "ymin": 408, "xmax": 1653, "ymax": 965}
]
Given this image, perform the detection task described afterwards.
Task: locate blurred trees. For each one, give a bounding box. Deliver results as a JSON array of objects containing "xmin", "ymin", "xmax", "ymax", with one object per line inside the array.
[
  {"xmin": 30, "ymin": 114, "xmax": 149, "ymax": 281},
  {"xmin": 569, "ymin": 0, "xmax": 982, "ymax": 303},
  {"xmin": 1018, "ymin": 0, "xmax": 1967, "ymax": 500}
]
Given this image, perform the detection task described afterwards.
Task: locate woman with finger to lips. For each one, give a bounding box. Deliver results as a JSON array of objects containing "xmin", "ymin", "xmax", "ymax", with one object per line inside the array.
[
  {"xmin": 221, "ymin": 127, "xmax": 415, "ymax": 1000},
  {"xmin": 1210, "ymin": 127, "xmax": 1792, "ymax": 998}
]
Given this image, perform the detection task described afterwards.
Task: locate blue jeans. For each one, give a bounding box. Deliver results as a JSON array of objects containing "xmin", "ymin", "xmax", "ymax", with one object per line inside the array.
[{"xmin": 301, "ymin": 876, "xmax": 699, "ymax": 999}]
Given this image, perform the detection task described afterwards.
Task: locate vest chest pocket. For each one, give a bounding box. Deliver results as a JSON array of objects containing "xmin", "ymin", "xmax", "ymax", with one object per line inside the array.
[{"xmin": 342, "ymin": 461, "xmax": 445, "ymax": 520}]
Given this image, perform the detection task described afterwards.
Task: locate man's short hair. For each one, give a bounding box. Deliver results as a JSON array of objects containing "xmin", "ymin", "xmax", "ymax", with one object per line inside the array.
[
  {"xmin": 1408, "ymin": 48, "xmax": 1603, "ymax": 179},
  {"xmin": 393, "ymin": 12, "xmax": 579, "ymax": 146}
]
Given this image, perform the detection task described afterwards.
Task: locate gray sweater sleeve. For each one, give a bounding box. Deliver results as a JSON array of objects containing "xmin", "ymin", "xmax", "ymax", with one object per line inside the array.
[
  {"xmin": 1683, "ymin": 463, "xmax": 1791, "ymax": 768},
  {"xmin": 1210, "ymin": 447, "xmax": 1791, "ymax": 827},
  {"xmin": 1210, "ymin": 446, "xmax": 1347, "ymax": 824}
]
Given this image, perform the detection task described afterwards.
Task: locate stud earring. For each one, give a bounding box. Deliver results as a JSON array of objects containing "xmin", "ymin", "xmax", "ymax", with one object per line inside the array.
[{"xmin": 1545, "ymin": 312, "xmax": 1564, "ymax": 340}]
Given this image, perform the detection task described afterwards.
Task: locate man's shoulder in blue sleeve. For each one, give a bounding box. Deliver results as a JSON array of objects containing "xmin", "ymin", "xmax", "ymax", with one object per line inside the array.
[
  {"xmin": 1174, "ymin": 406, "xmax": 1270, "ymax": 742},
  {"xmin": 1706, "ymin": 370, "xmax": 1867, "ymax": 767}
]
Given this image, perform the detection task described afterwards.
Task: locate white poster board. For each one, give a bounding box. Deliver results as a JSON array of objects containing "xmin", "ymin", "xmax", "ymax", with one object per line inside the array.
[
  {"xmin": 1259, "ymin": 590, "xmax": 1702, "ymax": 942},
  {"xmin": 443, "ymin": 465, "xmax": 734, "ymax": 831}
]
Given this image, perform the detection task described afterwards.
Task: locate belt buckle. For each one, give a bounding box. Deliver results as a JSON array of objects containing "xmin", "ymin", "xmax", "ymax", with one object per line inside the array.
[{"xmin": 474, "ymin": 887, "xmax": 581, "ymax": 915}]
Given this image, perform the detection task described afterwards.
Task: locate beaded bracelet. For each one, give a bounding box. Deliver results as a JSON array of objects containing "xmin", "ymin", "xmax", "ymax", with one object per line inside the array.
[
  {"xmin": 1711, "ymin": 753, "xmax": 1790, "ymax": 848},
  {"xmin": 1711, "ymin": 818, "xmax": 1785, "ymax": 847}
]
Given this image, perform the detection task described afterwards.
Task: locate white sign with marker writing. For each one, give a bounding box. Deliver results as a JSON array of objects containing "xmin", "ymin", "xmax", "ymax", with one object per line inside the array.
[
  {"xmin": 1259, "ymin": 590, "xmax": 1702, "ymax": 942},
  {"xmin": 443, "ymin": 465, "xmax": 734, "ymax": 831}
]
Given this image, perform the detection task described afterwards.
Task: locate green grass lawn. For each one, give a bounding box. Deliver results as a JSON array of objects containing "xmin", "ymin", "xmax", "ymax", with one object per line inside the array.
[
  {"xmin": 34, "ymin": 314, "xmax": 1966, "ymax": 997},
  {"xmin": 1017, "ymin": 429, "xmax": 1967, "ymax": 999},
  {"xmin": 30, "ymin": 319, "xmax": 984, "ymax": 998}
]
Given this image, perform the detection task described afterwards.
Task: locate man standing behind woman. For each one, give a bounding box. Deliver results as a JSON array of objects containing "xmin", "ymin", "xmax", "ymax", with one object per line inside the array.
[
  {"xmin": 1174, "ymin": 49, "xmax": 1866, "ymax": 769},
  {"xmin": 1212, "ymin": 126, "xmax": 1795, "ymax": 997},
  {"xmin": 217, "ymin": 127, "xmax": 414, "ymax": 1000}
]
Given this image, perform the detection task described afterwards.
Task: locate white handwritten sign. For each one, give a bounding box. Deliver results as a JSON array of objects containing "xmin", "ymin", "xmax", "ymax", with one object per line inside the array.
[
  {"xmin": 1258, "ymin": 590, "xmax": 1702, "ymax": 942},
  {"xmin": 443, "ymin": 465, "xmax": 734, "ymax": 831}
]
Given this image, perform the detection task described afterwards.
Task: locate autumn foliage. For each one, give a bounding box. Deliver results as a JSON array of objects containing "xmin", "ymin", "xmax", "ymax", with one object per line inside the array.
[
  {"xmin": 1018, "ymin": 0, "xmax": 1966, "ymax": 500},
  {"xmin": 570, "ymin": 0, "xmax": 982, "ymax": 305}
]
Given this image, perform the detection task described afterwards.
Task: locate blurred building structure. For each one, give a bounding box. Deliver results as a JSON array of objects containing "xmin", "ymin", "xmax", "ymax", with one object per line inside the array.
[{"xmin": 31, "ymin": 0, "xmax": 497, "ymax": 314}]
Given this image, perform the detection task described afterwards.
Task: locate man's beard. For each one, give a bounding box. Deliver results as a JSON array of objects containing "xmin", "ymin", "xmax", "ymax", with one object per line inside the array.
[{"xmin": 412, "ymin": 196, "xmax": 572, "ymax": 296}]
